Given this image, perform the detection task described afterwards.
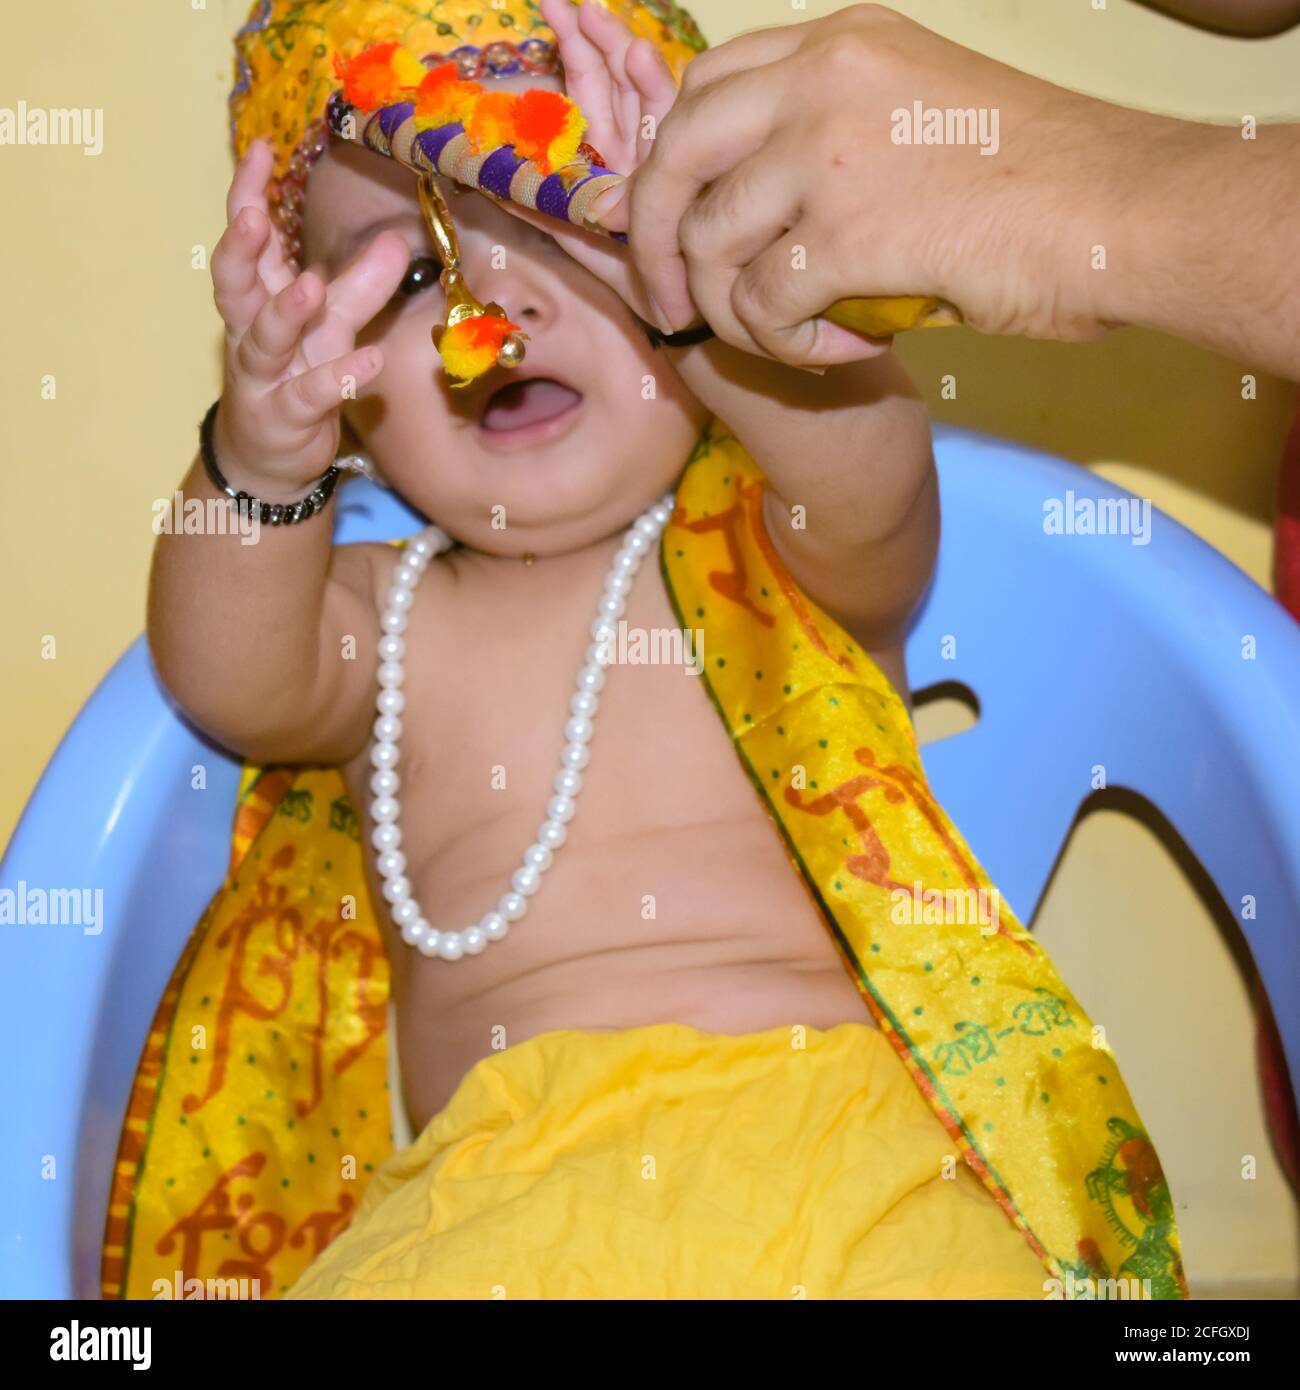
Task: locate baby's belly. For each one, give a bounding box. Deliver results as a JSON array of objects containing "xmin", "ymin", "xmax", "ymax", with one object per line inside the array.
[{"xmin": 377, "ymin": 812, "xmax": 876, "ymax": 1132}]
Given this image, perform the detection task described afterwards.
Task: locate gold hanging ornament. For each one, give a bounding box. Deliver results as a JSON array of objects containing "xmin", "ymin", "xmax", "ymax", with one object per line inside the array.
[{"xmin": 417, "ymin": 172, "xmax": 529, "ymax": 386}]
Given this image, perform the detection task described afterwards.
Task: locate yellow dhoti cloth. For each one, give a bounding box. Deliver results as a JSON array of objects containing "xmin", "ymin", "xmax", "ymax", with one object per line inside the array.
[{"xmin": 284, "ymin": 1023, "xmax": 1048, "ymax": 1300}]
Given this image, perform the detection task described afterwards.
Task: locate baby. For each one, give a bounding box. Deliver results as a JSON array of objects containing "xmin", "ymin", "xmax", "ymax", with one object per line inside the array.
[{"xmin": 145, "ymin": 0, "xmax": 1177, "ymax": 1299}]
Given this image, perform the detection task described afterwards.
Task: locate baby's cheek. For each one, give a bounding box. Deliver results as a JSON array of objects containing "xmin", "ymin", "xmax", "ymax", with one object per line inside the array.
[{"xmin": 348, "ymin": 304, "xmax": 463, "ymax": 464}]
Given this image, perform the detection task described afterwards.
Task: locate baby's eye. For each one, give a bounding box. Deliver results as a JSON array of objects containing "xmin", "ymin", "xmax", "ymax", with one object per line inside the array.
[{"xmin": 397, "ymin": 255, "xmax": 442, "ymax": 298}]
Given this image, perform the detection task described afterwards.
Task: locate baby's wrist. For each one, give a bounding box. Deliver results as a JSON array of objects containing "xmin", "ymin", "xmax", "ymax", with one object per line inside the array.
[{"xmin": 204, "ymin": 401, "xmax": 340, "ymax": 520}]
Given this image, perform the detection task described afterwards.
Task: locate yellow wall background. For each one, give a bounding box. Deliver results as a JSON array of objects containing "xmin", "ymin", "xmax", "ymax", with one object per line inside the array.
[{"xmin": 1, "ymin": 0, "xmax": 1296, "ymax": 1295}]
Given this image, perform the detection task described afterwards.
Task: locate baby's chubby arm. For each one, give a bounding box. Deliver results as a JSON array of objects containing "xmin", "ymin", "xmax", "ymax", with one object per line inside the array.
[
  {"xmin": 660, "ymin": 338, "xmax": 936, "ymax": 658},
  {"xmin": 527, "ymin": 1, "xmax": 936, "ymax": 658},
  {"xmin": 148, "ymin": 141, "xmax": 411, "ymax": 765}
]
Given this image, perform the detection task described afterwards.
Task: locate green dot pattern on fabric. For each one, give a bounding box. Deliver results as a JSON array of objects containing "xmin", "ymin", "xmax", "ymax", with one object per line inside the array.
[
  {"xmin": 996, "ymin": 1077, "xmax": 1005, "ymax": 1086},
  {"xmin": 913, "ymin": 1006, "xmax": 923, "ymax": 1016},
  {"xmin": 971, "ymin": 976, "xmax": 981, "ymax": 986},
  {"xmin": 870, "ymin": 944, "xmax": 880, "ymax": 953},
  {"xmin": 924, "ymin": 962, "xmax": 933, "ymax": 972},
  {"xmin": 1041, "ymin": 1092, "xmax": 1050, "ymax": 1104}
]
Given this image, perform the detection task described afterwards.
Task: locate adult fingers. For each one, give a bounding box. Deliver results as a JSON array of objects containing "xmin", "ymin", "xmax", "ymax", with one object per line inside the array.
[
  {"xmin": 731, "ymin": 212, "xmax": 895, "ymax": 367},
  {"xmin": 235, "ymin": 270, "xmax": 326, "ymax": 382},
  {"xmin": 674, "ymin": 20, "xmax": 804, "ymax": 99},
  {"xmin": 212, "ymin": 205, "xmax": 272, "ymax": 340},
  {"xmin": 628, "ymin": 63, "xmax": 784, "ymax": 331},
  {"xmin": 674, "ymin": 137, "xmax": 807, "ymax": 355}
]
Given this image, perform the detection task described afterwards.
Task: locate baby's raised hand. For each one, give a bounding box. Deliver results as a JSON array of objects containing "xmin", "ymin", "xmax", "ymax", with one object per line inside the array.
[
  {"xmin": 490, "ymin": 0, "xmax": 677, "ymax": 329},
  {"xmin": 210, "ymin": 140, "xmax": 409, "ymax": 495}
]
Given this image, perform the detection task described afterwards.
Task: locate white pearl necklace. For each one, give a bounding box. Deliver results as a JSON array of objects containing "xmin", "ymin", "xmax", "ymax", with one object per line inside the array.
[{"xmin": 369, "ymin": 490, "xmax": 677, "ymax": 961}]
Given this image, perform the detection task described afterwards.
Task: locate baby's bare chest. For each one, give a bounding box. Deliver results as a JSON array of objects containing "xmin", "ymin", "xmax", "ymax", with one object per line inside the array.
[{"xmin": 344, "ymin": 546, "xmax": 762, "ymax": 874}]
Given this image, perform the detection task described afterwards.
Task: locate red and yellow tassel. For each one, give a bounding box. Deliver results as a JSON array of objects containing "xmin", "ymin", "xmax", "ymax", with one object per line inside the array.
[{"xmin": 439, "ymin": 313, "xmax": 524, "ymax": 387}]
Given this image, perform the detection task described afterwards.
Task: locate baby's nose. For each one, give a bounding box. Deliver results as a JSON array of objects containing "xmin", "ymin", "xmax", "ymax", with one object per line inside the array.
[{"xmin": 458, "ymin": 234, "xmax": 561, "ymax": 328}]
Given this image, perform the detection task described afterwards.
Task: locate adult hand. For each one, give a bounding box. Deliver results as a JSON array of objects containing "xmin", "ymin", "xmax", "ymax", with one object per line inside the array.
[{"xmin": 602, "ymin": 3, "xmax": 1298, "ymax": 378}]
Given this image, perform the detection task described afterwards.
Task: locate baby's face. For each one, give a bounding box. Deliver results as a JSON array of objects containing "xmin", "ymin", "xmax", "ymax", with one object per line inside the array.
[{"xmin": 301, "ymin": 72, "xmax": 708, "ymax": 557}]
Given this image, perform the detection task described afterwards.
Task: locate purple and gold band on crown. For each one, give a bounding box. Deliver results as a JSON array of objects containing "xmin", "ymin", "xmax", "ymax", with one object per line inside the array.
[{"xmin": 325, "ymin": 91, "xmax": 630, "ymax": 245}]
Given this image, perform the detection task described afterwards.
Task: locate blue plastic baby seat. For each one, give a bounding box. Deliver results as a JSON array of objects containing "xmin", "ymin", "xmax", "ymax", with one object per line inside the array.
[{"xmin": 3, "ymin": 424, "xmax": 1298, "ymax": 1298}]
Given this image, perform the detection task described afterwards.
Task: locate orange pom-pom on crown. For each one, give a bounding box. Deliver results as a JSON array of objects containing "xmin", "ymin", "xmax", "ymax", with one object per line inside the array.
[
  {"xmin": 332, "ymin": 42, "xmax": 427, "ymax": 111},
  {"xmin": 509, "ymin": 88, "xmax": 586, "ymax": 175},
  {"xmin": 407, "ymin": 60, "xmax": 483, "ymax": 130}
]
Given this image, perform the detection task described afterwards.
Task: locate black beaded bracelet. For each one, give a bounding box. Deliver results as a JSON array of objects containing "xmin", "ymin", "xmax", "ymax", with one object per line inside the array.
[
  {"xmin": 199, "ymin": 400, "xmax": 340, "ymax": 526},
  {"xmin": 640, "ymin": 317, "xmax": 717, "ymax": 350}
]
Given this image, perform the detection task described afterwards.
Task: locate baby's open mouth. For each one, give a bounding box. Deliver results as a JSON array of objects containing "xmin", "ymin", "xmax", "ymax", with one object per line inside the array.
[{"xmin": 479, "ymin": 376, "xmax": 583, "ymax": 433}]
